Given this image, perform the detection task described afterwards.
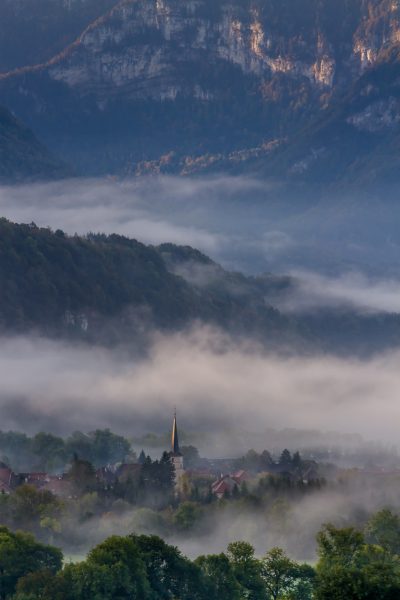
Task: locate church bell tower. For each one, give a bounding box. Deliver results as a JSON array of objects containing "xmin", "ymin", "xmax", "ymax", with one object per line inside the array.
[{"xmin": 171, "ymin": 410, "xmax": 184, "ymax": 486}]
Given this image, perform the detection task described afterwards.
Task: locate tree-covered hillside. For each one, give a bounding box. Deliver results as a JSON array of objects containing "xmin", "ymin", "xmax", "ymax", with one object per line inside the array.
[
  {"xmin": 1, "ymin": 219, "xmax": 400, "ymax": 352},
  {"xmin": 0, "ymin": 219, "xmax": 288, "ymax": 342}
]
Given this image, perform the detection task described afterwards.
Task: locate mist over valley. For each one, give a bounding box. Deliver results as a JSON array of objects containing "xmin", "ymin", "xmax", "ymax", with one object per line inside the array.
[{"xmin": 2, "ymin": 2, "xmax": 400, "ymax": 597}]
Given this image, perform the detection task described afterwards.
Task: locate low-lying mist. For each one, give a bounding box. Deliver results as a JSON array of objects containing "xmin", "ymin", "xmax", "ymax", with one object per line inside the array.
[
  {"xmin": 57, "ymin": 469, "xmax": 400, "ymax": 561},
  {"xmin": 2, "ymin": 175, "xmax": 400, "ymax": 561},
  {"xmin": 1, "ymin": 327, "xmax": 400, "ymax": 449}
]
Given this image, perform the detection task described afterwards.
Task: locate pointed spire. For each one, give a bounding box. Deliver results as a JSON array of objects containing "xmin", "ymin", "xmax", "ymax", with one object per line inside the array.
[{"xmin": 171, "ymin": 409, "xmax": 181, "ymax": 456}]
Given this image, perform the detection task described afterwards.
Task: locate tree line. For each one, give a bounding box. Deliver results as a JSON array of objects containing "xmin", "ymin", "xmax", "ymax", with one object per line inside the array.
[{"xmin": 2, "ymin": 508, "xmax": 400, "ymax": 599}]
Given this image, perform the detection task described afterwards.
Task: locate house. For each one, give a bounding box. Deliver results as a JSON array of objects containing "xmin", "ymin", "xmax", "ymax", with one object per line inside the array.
[
  {"xmin": 21, "ymin": 472, "xmax": 49, "ymax": 487},
  {"xmin": 211, "ymin": 470, "xmax": 251, "ymax": 499},
  {"xmin": 231, "ymin": 470, "xmax": 249, "ymax": 485},
  {"xmin": 211, "ymin": 475, "xmax": 240, "ymax": 499},
  {"xmin": 41, "ymin": 476, "xmax": 72, "ymax": 498}
]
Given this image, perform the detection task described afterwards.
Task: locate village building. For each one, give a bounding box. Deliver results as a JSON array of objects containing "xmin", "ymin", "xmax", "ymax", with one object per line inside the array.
[
  {"xmin": 21, "ymin": 472, "xmax": 49, "ymax": 487},
  {"xmin": 211, "ymin": 470, "xmax": 250, "ymax": 499},
  {"xmin": 41, "ymin": 475, "xmax": 72, "ymax": 498}
]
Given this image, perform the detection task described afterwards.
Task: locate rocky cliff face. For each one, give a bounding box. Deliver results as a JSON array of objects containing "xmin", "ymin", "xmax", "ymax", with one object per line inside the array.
[{"xmin": 2, "ymin": 0, "xmax": 400, "ymax": 181}]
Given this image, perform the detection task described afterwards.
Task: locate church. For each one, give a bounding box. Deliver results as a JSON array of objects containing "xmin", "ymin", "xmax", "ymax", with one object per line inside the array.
[{"xmin": 170, "ymin": 411, "xmax": 184, "ymax": 488}]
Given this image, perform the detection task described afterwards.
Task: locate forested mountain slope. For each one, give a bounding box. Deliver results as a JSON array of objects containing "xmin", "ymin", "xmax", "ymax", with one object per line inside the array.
[{"xmin": 1, "ymin": 219, "xmax": 400, "ymax": 353}]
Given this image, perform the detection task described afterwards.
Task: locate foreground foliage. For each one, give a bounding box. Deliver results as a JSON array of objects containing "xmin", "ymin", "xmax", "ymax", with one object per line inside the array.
[{"xmin": 2, "ymin": 509, "xmax": 400, "ymax": 599}]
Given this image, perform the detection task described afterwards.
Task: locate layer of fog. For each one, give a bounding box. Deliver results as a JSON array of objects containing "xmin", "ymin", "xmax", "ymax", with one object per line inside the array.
[
  {"xmin": 62, "ymin": 472, "xmax": 400, "ymax": 561},
  {"xmin": 1, "ymin": 328, "xmax": 400, "ymax": 449},
  {"xmin": 279, "ymin": 270, "xmax": 400, "ymax": 314}
]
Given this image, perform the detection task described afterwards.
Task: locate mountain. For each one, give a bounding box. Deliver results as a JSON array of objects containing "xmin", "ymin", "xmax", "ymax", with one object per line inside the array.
[
  {"xmin": 0, "ymin": 105, "xmax": 68, "ymax": 182},
  {"xmin": 0, "ymin": 0, "xmax": 117, "ymax": 72},
  {"xmin": 2, "ymin": 0, "xmax": 400, "ymax": 180},
  {"xmin": 255, "ymin": 44, "xmax": 400, "ymax": 186},
  {"xmin": 1, "ymin": 218, "xmax": 400, "ymax": 354}
]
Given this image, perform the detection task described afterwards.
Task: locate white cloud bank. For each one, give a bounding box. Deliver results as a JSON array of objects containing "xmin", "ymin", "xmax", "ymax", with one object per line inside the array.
[{"xmin": 1, "ymin": 328, "xmax": 400, "ymax": 448}]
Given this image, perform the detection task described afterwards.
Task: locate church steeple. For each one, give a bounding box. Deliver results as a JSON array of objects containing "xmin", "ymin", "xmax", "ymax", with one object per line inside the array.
[{"xmin": 171, "ymin": 409, "xmax": 181, "ymax": 456}]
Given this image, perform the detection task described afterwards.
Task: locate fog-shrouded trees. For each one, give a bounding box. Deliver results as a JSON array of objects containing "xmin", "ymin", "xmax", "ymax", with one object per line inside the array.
[
  {"xmin": 0, "ymin": 428, "xmax": 133, "ymax": 473},
  {"xmin": 6, "ymin": 511, "xmax": 400, "ymax": 599}
]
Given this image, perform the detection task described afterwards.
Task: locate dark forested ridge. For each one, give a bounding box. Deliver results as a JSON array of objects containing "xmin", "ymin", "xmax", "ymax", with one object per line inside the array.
[
  {"xmin": 0, "ymin": 219, "xmax": 289, "ymax": 343},
  {"xmin": 1, "ymin": 219, "xmax": 400, "ymax": 352}
]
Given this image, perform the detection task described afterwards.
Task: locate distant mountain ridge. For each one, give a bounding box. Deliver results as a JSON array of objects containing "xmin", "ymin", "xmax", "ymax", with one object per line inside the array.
[
  {"xmin": 0, "ymin": 0, "xmax": 117, "ymax": 72},
  {"xmin": 0, "ymin": 106, "xmax": 68, "ymax": 182},
  {"xmin": 2, "ymin": 0, "xmax": 400, "ymax": 182}
]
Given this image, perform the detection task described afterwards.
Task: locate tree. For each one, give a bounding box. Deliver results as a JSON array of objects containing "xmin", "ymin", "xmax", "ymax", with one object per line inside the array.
[
  {"xmin": 14, "ymin": 569, "xmax": 61, "ymax": 600},
  {"xmin": 260, "ymin": 450, "xmax": 274, "ymax": 471},
  {"xmin": 196, "ymin": 553, "xmax": 242, "ymax": 600},
  {"xmin": 315, "ymin": 523, "xmax": 400, "ymax": 600},
  {"xmin": 12, "ymin": 484, "xmax": 62, "ymax": 533},
  {"xmin": 239, "ymin": 449, "xmax": 262, "ymax": 473},
  {"xmin": 227, "ymin": 541, "xmax": 266, "ymax": 600},
  {"xmin": 133, "ymin": 534, "xmax": 208, "ymax": 600},
  {"xmin": 292, "ymin": 451, "xmax": 302, "ymax": 470},
  {"xmin": 31, "ymin": 432, "xmax": 66, "ymax": 471},
  {"xmin": 0, "ymin": 526, "xmax": 62, "ymax": 600},
  {"xmin": 139, "ymin": 452, "xmax": 175, "ymax": 508},
  {"xmin": 174, "ymin": 501, "xmax": 203, "ymax": 532},
  {"xmin": 261, "ymin": 547, "xmax": 299, "ymax": 600},
  {"xmin": 365, "ymin": 509, "xmax": 400, "ymax": 555},
  {"xmin": 65, "ymin": 431, "xmax": 94, "ymax": 464},
  {"xmin": 90, "ymin": 429, "xmax": 131, "ymax": 466},
  {"xmin": 279, "ymin": 450, "xmax": 292, "ymax": 470},
  {"xmin": 66, "ymin": 454, "xmax": 96, "ymax": 495},
  {"xmin": 83, "ymin": 535, "xmax": 151, "ymax": 599}
]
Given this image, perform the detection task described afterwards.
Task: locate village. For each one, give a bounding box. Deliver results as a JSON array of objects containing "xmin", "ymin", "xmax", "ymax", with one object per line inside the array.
[{"xmin": 0, "ymin": 413, "xmax": 324, "ymax": 501}]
